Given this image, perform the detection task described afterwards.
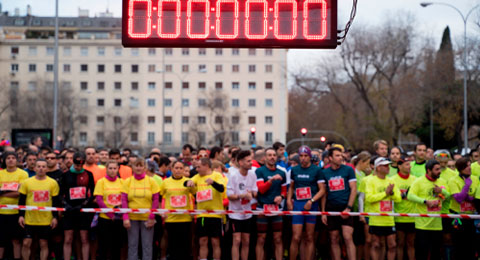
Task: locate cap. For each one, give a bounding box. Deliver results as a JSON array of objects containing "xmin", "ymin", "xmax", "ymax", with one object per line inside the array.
[
  {"xmin": 434, "ymin": 149, "xmax": 451, "ymax": 159},
  {"xmin": 374, "ymin": 157, "xmax": 391, "ymax": 168},
  {"xmin": 332, "ymin": 144, "xmax": 345, "ymax": 152},
  {"xmin": 73, "ymin": 152, "xmax": 86, "ymax": 165},
  {"xmin": 298, "ymin": 146, "xmax": 312, "ymax": 157},
  {"xmin": 397, "ymin": 154, "xmax": 410, "ymax": 165}
]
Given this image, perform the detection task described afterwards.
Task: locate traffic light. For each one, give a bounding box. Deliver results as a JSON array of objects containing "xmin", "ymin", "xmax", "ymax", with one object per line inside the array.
[
  {"xmin": 320, "ymin": 136, "xmax": 326, "ymax": 142},
  {"xmin": 249, "ymin": 127, "xmax": 256, "ymax": 145},
  {"xmin": 300, "ymin": 128, "xmax": 308, "ymax": 137}
]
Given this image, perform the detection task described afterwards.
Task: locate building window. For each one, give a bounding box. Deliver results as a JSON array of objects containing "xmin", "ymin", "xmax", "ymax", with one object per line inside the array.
[
  {"xmin": 215, "ymin": 48, "xmax": 223, "ymax": 55},
  {"xmin": 182, "ymin": 116, "xmax": 189, "ymax": 124},
  {"xmin": 215, "ymin": 82, "xmax": 223, "ymax": 89},
  {"xmin": 131, "ymin": 64, "xmax": 139, "ymax": 73},
  {"xmin": 131, "ymin": 82, "xmax": 138, "ymax": 90},
  {"xmin": 148, "ymin": 99, "xmax": 156, "ymax": 107},
  {"xmin": 11, "ymin": 46, "xmax": 19, "ymax": 55},
  {"xmin": 215, "ymin": 116, "xmax": 223, "ymax": 124},
  {"xmin": 80, "ymin": 99, "xmax": 88, "ymax": 108},
  {"xmin": 232, "ymin": 99, "xmax": 239, "ymax": 107},
  {"xmin": 97, "ymin": 82, "xmax": 105, "ymax": 91},
  {"xmin": 63, "ymin": 82, "xmax": 72, "ymax": 90},
  {"xmin": 165, "ymin": 64, "xmax": 172, "ymax": 72},
  {"xmin": 63, "ymin": 47, "xmax": 71, "ymax": 56},
  {"xmin": 248, "ymin": 82, "xmax": 256, "ymax": 90},
  {"xmin": 198, "ymin": 99, "xmax": 206, "ymax": 107},
  {"xmin": 131, "ymin": 48, "xmax": 139, "ymax": 56},
  {"xmin": 248, "ymin": 65, "xmax": 256, "ymax": 72},
  {"xmin": 97, "ymin": 47, "xmax": 105, "ymax": 56},
  {"xmin": 148, "ymin": 64, "xmax": 156, "ymax": 72},
  {"xmin": 232, "ymin": 49, "xmax": 240, "ymax": 55},
  {"xmin": 248, "ymin": 99, "xmax": 256, "ymax": 107},
  {"xmin": 248, "ymin": 116, "xmax": 256, "ymax": 124},
  {"xmin": 28, "ymin": 64, "xmax": 36, "ymax": 72},
  {"xmin": 29, "ymin": 46, "xmax": 37, "ymax": 56},
  {"xmin": 148, "ymin": 82, "xmax": 156, "ymax": 90},
  {"xmin": 46, "ymin": 64, "xmax": 53, "ymax": 72},
  {"xmin": 148, "ymin": 116, "xmax": 155, "ymax": 124},
  {"xmin": 265, "ymin": 49, "xmax": 273, "ymax": 56},
  {"xmin": 182, "ymin": 65, "xmax": 189, "ymax": 72},
  {"xmin": 198, "ymin": 132, "xmax": 206, "ymax": 144},
  {"xmin": 248, "ymin": 49, "xmax": 256, "ymax": 56},
  {"xmin": 131, "ymin": 132, "xmax": 138, "ymax": 143},
  {"xmin": 164, "ymin": 116, "xmax": 172, "ymax": 124},
  {"xmin": 198, "ymin": 64, "xmax": 206, "ymax": 72},
  {"xmin": 214, "ymin": 98, "xmax": 223, "ymax": 108},
  {"xmin": 114, "ymin": 64, "xmax": 121, "ymax": 73},
  {"xmin": 97, "ymin": 64, "xmax": 105, "ymax": 73},
  {"xmin": 265, "ymin": 116, "xmax": 273, "ymax": 124},
  {"xmin": 131, "ymin": 116, "xmax": 139, "ymax": 124},
  {"xmin": 198, "ymin": 116, "xmax": 206, "ymax": 124},
  {"xmin": 46, "ymin": 47, "xmax": 54, "ymax": 56},
  {"xmin": 114, "ymin": 47, "xmax": 122, "ymax": 56},
  {"xmin": 80, "ymin": 82, "xmax": 88, "ymax": 91},
  {"xmin": 63, "ymin": 64, "xmax": 71, "ymax": 72},
  {"xmin": 198, "ymin": 48, "xmax": 206, "ymax": 55},
  {"xmin": 265, "ymin": 99, "xmax": 273, "ymax": 107},
  {"xmin": 232, "ymin": 64, "xmax": 239, "ymax": 72},
  {"xmin": 115, "ymin": 82, "xmax": 122, "ymax": 90},
  {"xmin": 79, "ymin": 132, "xmax": 87, "ymax": 143},
  {"xmin": 198, "ymin": 82, "xmax": 206, "ymax": 89},
  {"xmin": 97, "ymin": 99, "xmax": 105, "ymax": 107},
  {"xmin": 80, "ymin": 64, "xmax": 88, "ymax": 72},
  {"xmin": 114, "ymin": 99, "xmax": 122, "ymax": 107},
  {"xmin": 11, "ymin": 64, "xmax": 19, "ymax": 73},
  {"xmin": 28, "ymin": 82, "xmax": 37, "ymax": 91},
  {"xmin": 182, "ymin": 82, "xmax": 189, "ymax": 89},
  {"xmin": 215, "ymin": 65, "xmax": 223, "ymax": 72},
  {"xmin": 182, "ymin": 132, "xmax": 189, "ymax": 143},
  {"xmin": 265, "ymin": 132, "xmax": 273, "ymax": 144},
  {"xmin": 265, "ymin": 82, "xmax": 273, "ymax": 89},
  {"xmin": 182, "ymin": 99, "xmax": 189, "ymax": 107},
  {"xmin": 231, "ymin": 132, "xmax": 239, "ymax": 144},
  {"xmin": 79, "ymin": 116, "xmax": 88, "ymax": 124},
  {"xmin": 182, "ymin": 48, "xmax": 189, "ymax": 55},
  {"xmin": 232, "ymin": 82, "xmax": 239, "ymax": 90},
  {"xmin": 80, "ymin": 47, "xmax": 88, "ymax": 56},
  {"xmin": 147, "ymin": 132, "xmax": 155, "ymax": 145},
  {"xmin": 164, "ymin": 82, "xmax": 172, "ymax": 89},
  {"xmin": 148, "ymin": 48, "xmax": 156, "ymax": 55},
  {"xmin": 265, "ymin": 64, "xmax": 273, "ymax": 72},
  {"xmin": 114, "ymin": 116, "xmax": 122, "ymax": 125},
  {"xmin": 232, "ymin": 116, "xmax": 240, "ymax": 124},
  {"xmin": 130, "ymin": 98, "xmax": 139, "ymax": 108},
  {"xmin": 163, "ymin": 132, "xmax": 172, "ymax": 144},
  {"xmin": 165, "ymin": 48, "xmax": 173, "ymax": 55},
  {"xmin": 164, "ymin": 99, "xmax": 172, "ymax": 107}
]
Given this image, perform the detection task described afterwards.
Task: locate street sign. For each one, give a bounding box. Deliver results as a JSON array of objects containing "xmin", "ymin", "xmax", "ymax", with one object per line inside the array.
[{"xmin": 122, "ymin": 0, "xmax": 337, "ymax": 48}]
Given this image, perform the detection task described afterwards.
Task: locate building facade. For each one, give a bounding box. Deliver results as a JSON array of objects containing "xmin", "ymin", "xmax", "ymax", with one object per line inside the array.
[{"xmin": 0, "ymin": 13, "xmax": 288, "ymax": 153}]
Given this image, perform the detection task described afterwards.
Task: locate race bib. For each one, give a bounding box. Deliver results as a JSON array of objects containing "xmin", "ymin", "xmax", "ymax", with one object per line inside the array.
[
  {"xmin": 196, "ymin": 189, "xmax": 213, "ymax": 202},
  {"xmin": 106, "ymin": 194, "xmax": 121, "ymax": 206},
  {"xmin": 1, "ymin": 182, "xmax": 19, "ymax": 191},
  {"xmin": 328, "ymin": 178, "xmax": 345, "ymax": 191},
  {"xmin": 33, "ymin": 190, "xmax": 50, "ymax": 203},
  {"xmin": 170, "ymin": 195, "xmax": 187, "ymax": 208},
  {"xmin": 296, "ymin": 187, "xmax": 312, "ymax": 200},
  {"xmin": 400, "ymin": 189, "xmax": 408, "ymax": 200},
  {"xmin": 460, "ymin": 201, "xmax": 475, "ymax": 212},
  {"xmin": 380, "ymin": 200, "xmax": 393, "ymax": 212},
  {"xmin": 69, "ymin": 187, "xmax": 86, "ymax": 200},
  {"xmin": 264, "ymin": 204, "xmax": 279, "ymax": 211},
  {"xmin": 427, "ymin": 200, "xmax": 441, "ymax": 212}
]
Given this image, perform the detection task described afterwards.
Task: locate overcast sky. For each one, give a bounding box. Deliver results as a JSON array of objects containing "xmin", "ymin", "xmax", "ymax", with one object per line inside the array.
[{"xmin": 2, "ymin": 0, "xmax": 479, "ymax": 69}]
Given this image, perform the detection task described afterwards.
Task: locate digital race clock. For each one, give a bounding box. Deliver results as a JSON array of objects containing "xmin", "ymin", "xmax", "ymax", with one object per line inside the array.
[{"xmin": 122, "ymin": 0, "xmax": 337, "ymax": 48}]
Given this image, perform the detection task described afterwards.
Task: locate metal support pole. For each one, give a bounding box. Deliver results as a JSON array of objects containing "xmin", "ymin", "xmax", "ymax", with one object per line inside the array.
[{"xmin": 53, "ymin": 0, "xmax": 59, "ymax": 148}]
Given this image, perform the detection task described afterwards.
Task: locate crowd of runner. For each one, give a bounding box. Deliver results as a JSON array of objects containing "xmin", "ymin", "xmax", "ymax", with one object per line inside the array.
[{"xmin": 0, "ymin": 137, "xmax": 480, "ymax": 260}]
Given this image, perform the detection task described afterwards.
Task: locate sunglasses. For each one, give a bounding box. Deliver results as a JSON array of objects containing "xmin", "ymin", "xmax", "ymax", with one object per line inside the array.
[{"xmin": 46, "ymin": 157, "xmax": 57, "ymax": 160}]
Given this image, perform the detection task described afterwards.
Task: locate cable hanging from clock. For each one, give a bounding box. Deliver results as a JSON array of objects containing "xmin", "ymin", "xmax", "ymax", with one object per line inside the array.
[{"xmin": 337, "ymin": 0, "xmax": 358, "ymax": 44}]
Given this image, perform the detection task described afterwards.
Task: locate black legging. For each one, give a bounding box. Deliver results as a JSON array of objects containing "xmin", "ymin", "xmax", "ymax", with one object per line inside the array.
[
  {"xmin": 165, "ymin": 222, "xmax": 192, "ymax": 260},
  {"xmin": 97, "ymin": 217, "xmax": 126, "ymax": 260}
]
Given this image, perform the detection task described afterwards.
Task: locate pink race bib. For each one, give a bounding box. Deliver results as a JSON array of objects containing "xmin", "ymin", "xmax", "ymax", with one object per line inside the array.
[
  {"xmin": 1, "ymin": 182, "xmax": 19, "ymax": 191},
  {"xmin": 328, "ymin": 178, "xmax": 345, "ymax": 191},
  {"xmin": 69, "ymin": 187, "xmax": 86, "ymax": 200},
  {"xmin": 196, "ymin": 189, "xmax": 213, "ymax": 202},
  {"xmin": 107, "ymin": 194, "xmax": 121, "ymax": 206},
  {"xmin": 295, "ymin": 187, "xmax": 312, "ymax": 200},
  {"xmin": 380, "ymin": 201, "xmax": 393, "ymax": 212},
  {"xmin": 460, "ymin": 201, "xmax": 475, "ymax": 212},
  {"xmin": 33, "ymin": 190, "xmax": 49, "ymax": 203},
  {"xmin": 264, "ymin": 204, "xmax": 279, "ymax": 211},
  {"xmin": 170, "ymin": 195, "xmax": 187, "ymax": 208},
  {"xmin": 427, "ymin": 200, "xmax": 441, "ymax": 212}
]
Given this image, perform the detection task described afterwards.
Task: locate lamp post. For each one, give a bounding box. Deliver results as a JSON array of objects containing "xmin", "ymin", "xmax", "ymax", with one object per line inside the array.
[
  {"xmin": 421, "ymin": 2, "xmax": 480, "ymax": 153},
  {"xmin": 53, "ymin": 0, "xmax": 59, "ymax": 149}
]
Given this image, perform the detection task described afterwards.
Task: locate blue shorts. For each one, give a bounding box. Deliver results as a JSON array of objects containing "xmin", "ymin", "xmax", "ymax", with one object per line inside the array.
[{"xmin": 292, "ymin": 200, "xmax": 318, "ymax": 225}]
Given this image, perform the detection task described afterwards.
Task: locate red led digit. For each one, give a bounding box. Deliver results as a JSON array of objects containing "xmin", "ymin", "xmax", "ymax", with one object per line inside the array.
[
  {"xmin": 245, "ymin": 0, "xmax": 268, "ymax": 39},
  {"xmin": 128, "ymin": 0, "xmax": 152, "ymax": 38},
  {"xmin": 158, "ymin": 0, "xmax": 181, "ymax": 38},
  {"xmin": 187, "ymin": 0, "xmax": 210, "ymax": 39},
  {"xmin": 216, "ymin": 0, "xmax": 239, "ymax": 39},
  {"xmin": 273, "ymin": 0, "xmax": 297, "ymax": 40},
  {"xmin": 303, "ymin": 0, "xmax": 327, "ymax": 40}
]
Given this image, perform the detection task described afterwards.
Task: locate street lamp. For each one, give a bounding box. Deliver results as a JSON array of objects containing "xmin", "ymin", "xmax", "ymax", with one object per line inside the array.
[{"xmin": 421, "ymin": 2, "xmax": 480, "ymax": 153}]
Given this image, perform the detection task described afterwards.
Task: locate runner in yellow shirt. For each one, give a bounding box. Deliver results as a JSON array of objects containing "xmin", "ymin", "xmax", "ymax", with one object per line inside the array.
[
  {"xmin": 390, "ymin": 155, "xmax": 415, "ymax": 260},
  {"xmin": 448, "ymin": 157, "xmax": 478, "ymax": 260},
  {"xmin": 160, "ymin": 161, "xmax": 194, "ymax": 260},
  {"xmin": 18, "ymin": 159, "xmax": 60, "ymax": 260},
  {"xmin": 185, "ymin": 158, "xmax": 226, "ymax": 260},
  {"xmin": 0, "ymin": 151, "xmax": 28, "ymax": 260},
  {"xmin": 407, "ymin": 160, "xmax": 450, "ymax": 260},
  {"xmin": 93, "ymin": 160, "xmax": 126, "ymax": 260},
  {"xmin": 364, "ymin": 157, "xmax": 401, "ymax": 260}
]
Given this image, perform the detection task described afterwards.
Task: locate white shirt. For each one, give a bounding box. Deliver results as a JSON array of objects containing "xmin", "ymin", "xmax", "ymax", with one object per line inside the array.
[{"xmin": 227, "ymin": 169, "xmax": 258, "ymax": 220}]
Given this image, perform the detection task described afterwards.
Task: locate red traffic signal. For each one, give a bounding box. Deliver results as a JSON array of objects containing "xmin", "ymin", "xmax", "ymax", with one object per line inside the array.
[
  {"xmin": 300, "ymin": 128, "xmax": 308, "ymax": 136},
  {"xmin": 250, "ymin": 127, "xmax": 256, "ymax": 134},
  {"xmin": 320, "ymin": 136, "xmax": 326, "ymax": 142}
]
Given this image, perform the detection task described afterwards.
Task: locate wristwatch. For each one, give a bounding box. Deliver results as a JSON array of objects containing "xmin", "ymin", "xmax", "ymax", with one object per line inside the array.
[
  {"xmin": 310, "ymin": 199, "xmax": 315, "ymax": 203},
  {"xmin": 346, "ymin": 205, "xmax": 353, "ymax": 210}
]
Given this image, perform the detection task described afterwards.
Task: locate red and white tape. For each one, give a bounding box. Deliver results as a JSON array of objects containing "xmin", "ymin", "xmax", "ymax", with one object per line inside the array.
[{"xmin": 1, "ymin": 204, "xmax": 479, "ymax": 219}]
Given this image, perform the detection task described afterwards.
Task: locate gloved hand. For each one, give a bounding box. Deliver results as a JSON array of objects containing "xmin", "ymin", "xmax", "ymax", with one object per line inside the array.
[{"xmin": 464, "ymin": 177, "xmax": 472, "ymax": 187}]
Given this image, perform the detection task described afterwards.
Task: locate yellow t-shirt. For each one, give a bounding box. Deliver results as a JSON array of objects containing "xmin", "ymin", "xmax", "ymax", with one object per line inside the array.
[
  {"xmin": 19, "ymin": 176, "xmax": 59, "ymax": 226},
  {"xmin": 448, "ymin": 175, "xmax": 479, "ymax": 214},
  {"xmin": 160, "ymin": 176, "xmax": 193, "ymax": 223},
  {"xmin": 93, "ymin": 177, "xmax": 124, "ymax": 219},
  {"xmin": 391, "ymin": 174, "xmax": 416, "ymax": 223},
  {"xmin": 471, "ymin": 161, "xmax": 480, "ymax": 177},
  {"xmin": 191, "ymin": 171, "xmax": 225, "ymax": 219},
  {"xmin": 122, "ymin": 176, "xmax": 160, "ymax": 221},
  {"xmin": 364, "ymin": 175, "xmax": 402, "ymax": 227},
  {"xmin": 359, "ymin": 174, "xmax": 374, "ymax": 213},
  {"xmin": 0, "ymin": 168, "xmax": 29, "ymax": 214}
]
